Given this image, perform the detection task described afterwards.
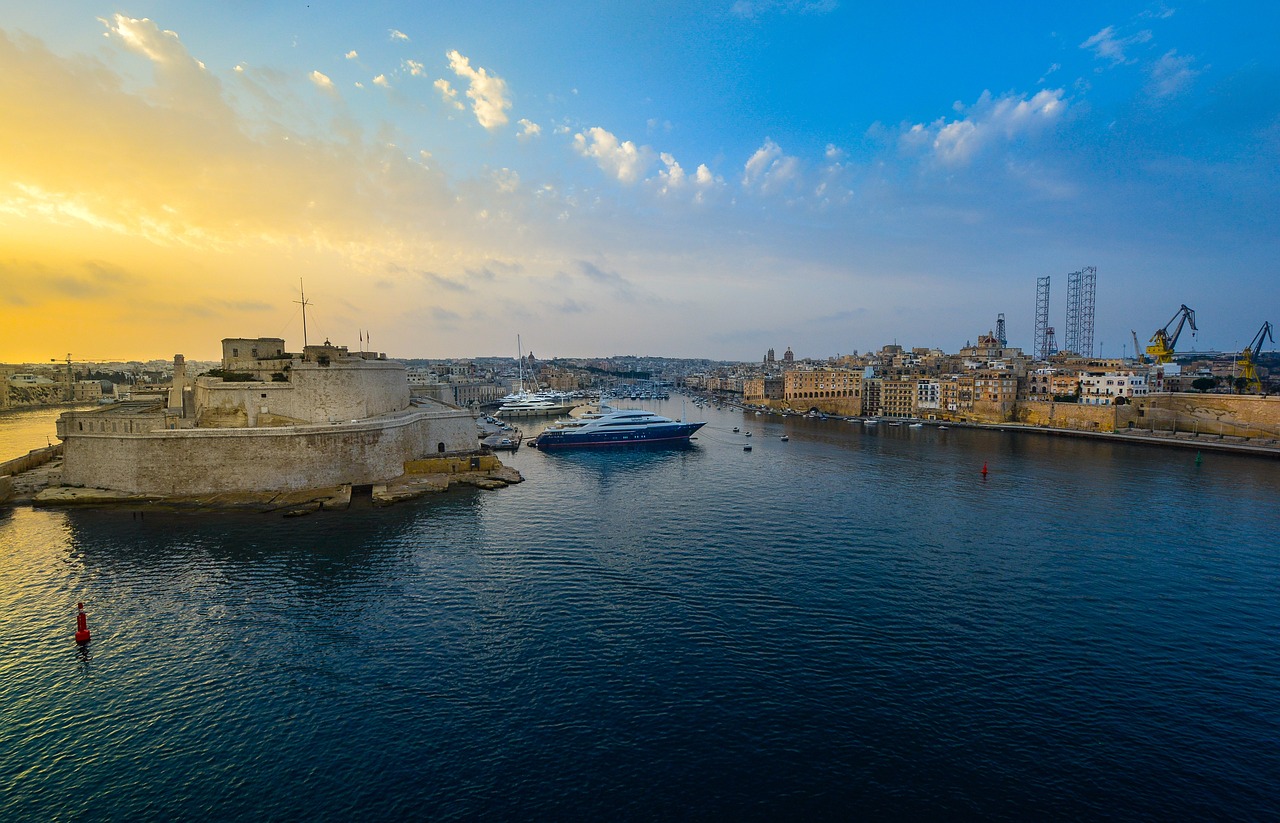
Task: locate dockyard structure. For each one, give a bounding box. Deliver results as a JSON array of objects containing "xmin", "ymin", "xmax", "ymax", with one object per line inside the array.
[{"xmin": 55, "ymin": 337, "xmax": 476, "ymax": 496}]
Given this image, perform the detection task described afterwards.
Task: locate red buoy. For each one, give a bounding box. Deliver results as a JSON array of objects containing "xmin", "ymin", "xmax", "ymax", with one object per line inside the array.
[
  {"xmin": 75, "ymin": 602, "xmax": 91, "ymax": 644},
  {"xmin": 981, "ymin": 462, "xmax": 988, "ymax": 477}
]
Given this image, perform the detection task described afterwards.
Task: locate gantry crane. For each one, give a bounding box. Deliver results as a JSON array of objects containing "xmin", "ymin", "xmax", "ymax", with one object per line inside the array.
[
  {"xmin": 1237, "ymin": 321, "xmax": 1274, "ymax": 393},
  {"xmin": 1146, "ymin": 304, "xmax": 1197, "ymax": 364}
]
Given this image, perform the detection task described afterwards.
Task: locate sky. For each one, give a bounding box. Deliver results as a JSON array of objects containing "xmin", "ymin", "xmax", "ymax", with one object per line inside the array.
[{"xmin": 1, "ymin": 1, "xmax": 1277, "ymax": 362}]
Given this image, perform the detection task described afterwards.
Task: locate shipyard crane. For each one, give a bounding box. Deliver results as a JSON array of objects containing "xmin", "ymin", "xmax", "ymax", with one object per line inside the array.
[
  {"xmin": 1131, "ymin": 330, "xmax": 1144, "ymax": 365},
  {"xmin": 1145, "ymin": 304, "xmax": 1197, "ymax": 364},
  {"xmin": 1236, "ymin": 321, "xmax": 1274, "ymax": 393}
]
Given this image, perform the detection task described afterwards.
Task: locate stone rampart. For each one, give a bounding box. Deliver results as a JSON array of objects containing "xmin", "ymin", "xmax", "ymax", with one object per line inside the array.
[
  {"xmin": 0, "ymin": 443, "xmax": 64, "ymax": 477},
  {"xmin": 60, "ymin": 409, "xmax": 476, "ymax": 495},
  {"xmin": 1015, "ymin": 401, "xmax": 1116, "ymax": 432},
  {"xmin": 1126, "ymin": 393, "xmax": 1280, "ymax": 438}
]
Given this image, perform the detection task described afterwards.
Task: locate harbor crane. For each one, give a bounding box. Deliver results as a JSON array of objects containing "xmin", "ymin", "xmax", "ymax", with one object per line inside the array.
[
  {"xmin": 1236, "ymin": 321, "xmax": 1274, "ymax": 393},
  {"xmin": 1131, "ymin": 330, "xmax": 1144, "ymax": 365},
  {"xmin": 1146, "ymin": 304, "xmax": 1197, "ymax": 364}
]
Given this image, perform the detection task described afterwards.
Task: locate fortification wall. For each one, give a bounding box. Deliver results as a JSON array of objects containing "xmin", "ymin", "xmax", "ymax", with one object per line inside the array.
[
  {"xmin": 195, "ymin": 359, "xmax": 409, "ymax": 427},
  {"xmin": 1128, "ymin": 393, "xmax": 1280, "ymax": 438},
  {"xmin": 1015, "ymin": 401, "xmax": 1116, "ymax": 432},
  {"xmin": 61, "ymin": 410, "xmax": 476, "ymax": 495}
]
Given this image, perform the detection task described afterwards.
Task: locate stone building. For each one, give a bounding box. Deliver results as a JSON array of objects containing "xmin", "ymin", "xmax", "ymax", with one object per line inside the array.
[{"xmin": 56, "ymin": 336, "xmax": 476, "ymax": 496}]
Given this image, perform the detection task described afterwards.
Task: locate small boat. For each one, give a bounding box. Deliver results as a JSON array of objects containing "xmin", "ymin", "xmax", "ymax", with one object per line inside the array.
[
  {"xmin": 732, "ymin": 427, "xmax": 740, "ymax": 433},
  {"xmin": 938, "ymin": 425, "xmax": 949, "ymax": 430},
  {"xmin": 744, "ymin": 444, "xmax": 752, "ymax": 451},
  {"xmin": 780, "ymin": 435, "xmax": 789, "ymax": 442},
  {"xmin": 863, "ymin": 418, "xmax": 879, "ymax": 425},
  {"xmin": 909, "ymin": 423, "xmax": 923, "ymax": 428},
  {"xmin": 744, "ymin": 431, "xmax": 752, "ymax": 437}
]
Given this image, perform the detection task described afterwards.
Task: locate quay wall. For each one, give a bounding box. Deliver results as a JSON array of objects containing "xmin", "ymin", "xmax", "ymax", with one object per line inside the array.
[
  {"xmin": 1128, "ymin": 393, "xmax": 1280, "ymax": 439},
  {"xmin": 1015, "ymin": 402, "xmax": 1117, "ymax": 432},
  {"xmin": 61, "ymin": 410, "xmax": 476, "ymax": 495},
  {"xmin": 0, "ymin": 443, "xmax": 64, "ymax": 477}
]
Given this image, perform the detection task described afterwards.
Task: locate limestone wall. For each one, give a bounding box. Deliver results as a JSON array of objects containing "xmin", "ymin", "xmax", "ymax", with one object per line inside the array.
[
  {"xmin": 1127, "ymin": 393, "xmax": 1280, "ymax": 438},
  {"xmin": 195, "ymin": 358, "xmax": 410, "ymax": 427},
  {"xmin": 61, "ymin": 409, "xmax": 476, "ymax": 495},
  {"xmin": 1015, "ymin": 401, "xmax": 1117, "ymax": 432}
]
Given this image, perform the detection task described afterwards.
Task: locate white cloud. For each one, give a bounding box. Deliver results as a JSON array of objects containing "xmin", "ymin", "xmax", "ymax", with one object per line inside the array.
[
  {"xmin": 572, "ymin": 127, "xmax": 649, "ymax": 184},
  {"xmin": 445, "ymin": 50, "xmax": 512, "ymax": 130},
  {"xmin": 517, "ymin": 118, "xmax": 541, "ymax": 139},
  {"xmin": 345, "ymin": 50, "xmax": 358, "ymax": 60},
  {"xmin": 1080, "ymin": 25, "xmax": 1152, "ymax": 66},
  {"xmin": 404, "ymin": 59, "xmax": 426, "ymax": 77},
  {"xmin": 434, "ymin": 78, "xmax": 464, "ymax": 110},
  {"xmin": 372, "ymin": 74, "xmax": 390, "ymax": 88},
  {"xmin": 656, "ymin": 152, "xmax": 685, "ymax": 194},
  {"xmin": 907, "ymin": 88, "xmax": 1067, "ymax": 166},
  {"xmin": 1148, "ymin": 50, "xmax": 1201, "ymax": 99},
  {"xmin": 742, "ymin": 138, "xmax": 800, "ymax": 194},
  {"xmin": 309, "ymin": 70, "xmax": 335, "ymax": 93},
  {"xmin": 389, "ymin": 29, "xmax": 410, "ymax": 42}
]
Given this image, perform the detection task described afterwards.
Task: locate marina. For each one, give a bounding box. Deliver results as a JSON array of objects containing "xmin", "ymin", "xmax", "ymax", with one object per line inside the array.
[{"xmin": 3, "ymin": 400, "xmax": 1279, "ymax": 819}]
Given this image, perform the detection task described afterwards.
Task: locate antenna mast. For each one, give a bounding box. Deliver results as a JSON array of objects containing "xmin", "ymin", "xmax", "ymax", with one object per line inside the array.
[{"xmin": 295, "ymin": 279, "xmax": 311, "ymax": 348}]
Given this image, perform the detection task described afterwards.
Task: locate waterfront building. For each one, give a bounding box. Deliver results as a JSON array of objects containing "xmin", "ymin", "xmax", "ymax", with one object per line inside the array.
[
  {"xmin": 880, "ymin": 377, "xmax": 917, "ymax": 418},
  {"xmin": 55, "ymin": 337, "xmax": 476, "ymax": 496},
  {"xmin": 1080, "ymin": 371, "xmax": 1149, "ymax": 405},
  {"xmin": 783, "ymin": 368, "xmax": 863, "ymax": 415}
]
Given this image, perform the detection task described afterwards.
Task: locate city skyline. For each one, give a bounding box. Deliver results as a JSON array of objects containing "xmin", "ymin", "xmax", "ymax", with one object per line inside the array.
[{"xmin": 2, "ymin": 1, "xmax": 1278, "ymax": 362}]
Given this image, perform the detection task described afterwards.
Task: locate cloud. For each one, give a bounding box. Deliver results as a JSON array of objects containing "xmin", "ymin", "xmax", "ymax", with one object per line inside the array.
[
  {"xmin": 577, "ymin": 260, "xmax": 635, "ymax": 297},
  {"xmin": 906, "ymin": 88, "xmax": 1066, "ymax": 165},
  {"xmin": 492, "ymin": 168, "xmax": 519, "ymax": 193},
  {"xmin": 309, "ymin": 70, "xmax": 335, "ymax": 93},
  {"xmin": 444, "ymin": 50, "xmax": 511, "ymax": 130},
  {"xmin": 655, "ymin": 152, "xmax": 685, "ymax": 194},
  {"xmin": 434, "ymin": 78, "xmax": 464, "ymax": 110},
  {"xmin": 517, "ymin": 118, "xmax": 541, "ymax": 139},
  {"xmin": 418, "ymin": 271, "xmax": 470, "ymax": 292},
  {"xmin": 1080, "ymin": 25, "xmax": 1152, "ymax": 66},
  {"xmin": 345, "ymin": 50, "xmax": 358, "ymax": 60},
  {"xmin": 730, "ymin": 0, "xmax": 838, "ymax": 19},
  {"xmin": 1148, "ymin": 50, "xmax": 1201, "ymax": 99},
  {"xmin": 404, "ymin": 59, "xmax": 426, "ymax": 77},
  {"xmin": 742, "ymin": 138, "xmax": 800, "ymax": 194},
  {"xmin": 389, "ymin": 29, "xmax": 410, "ymax": 42},
  {"xmin": 372, "ymin": 74, "xmax": 390, "ymax": 88},
  {"xmin": 573, "ymin": 126, "xmax": 649, "ymax": 183}
]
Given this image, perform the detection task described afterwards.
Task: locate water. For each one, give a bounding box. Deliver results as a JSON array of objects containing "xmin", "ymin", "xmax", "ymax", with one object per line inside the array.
[{"xmin": 3, "ymin": 402, "xmax": 1279, "ymax": 820}]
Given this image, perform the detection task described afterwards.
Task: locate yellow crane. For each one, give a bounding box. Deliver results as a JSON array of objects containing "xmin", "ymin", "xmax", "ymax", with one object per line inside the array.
[
  {"xmin": 1237, "ymin": 321, "xmax": 1273, "ymax": 393},
  {"xmin": 1146, "ymin": 304, "xmax": 1197, "ymax": 364}
]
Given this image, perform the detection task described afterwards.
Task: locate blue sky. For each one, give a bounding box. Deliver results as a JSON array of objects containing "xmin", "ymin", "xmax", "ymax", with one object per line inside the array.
[{"xmin": 1, "ymin": 1, "xmax": 1277, "ymax": 361}]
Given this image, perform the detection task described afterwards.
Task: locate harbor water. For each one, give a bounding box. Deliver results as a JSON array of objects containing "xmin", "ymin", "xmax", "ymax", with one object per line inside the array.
[{"xmin": 2, "ymin": 401, "xmax": 1279, "ymax": 820}]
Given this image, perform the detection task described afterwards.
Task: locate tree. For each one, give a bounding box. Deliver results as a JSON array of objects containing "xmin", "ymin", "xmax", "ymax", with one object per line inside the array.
[{"xmin": 1191, "ymin": 377, "xmax": 1215, "ymax": 392}]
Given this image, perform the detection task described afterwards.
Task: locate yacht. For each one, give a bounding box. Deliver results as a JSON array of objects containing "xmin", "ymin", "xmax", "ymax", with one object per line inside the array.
[
  {"xmin": 495, "ymin": 391, "xmax": 577, "ymax": 418},
  {"xmin": 533, "ymin": 406, "xmax": 705, "ymax": 449}
]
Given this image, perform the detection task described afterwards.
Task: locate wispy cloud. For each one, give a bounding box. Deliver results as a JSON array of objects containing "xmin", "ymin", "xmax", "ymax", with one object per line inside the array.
[
  {"xmin": 517, "ymin": 118, "xmax": 541, "ymax": 139},
  {"xmin": 1080, "ymin": 25, "xmax": 1152, "ymax": 66},
  {"xmin": 1148, "ymin": 50, "xmax": 1201, "ymax": 98},
  {"xmin": 730, "ymin": 0, "xmax": 838, "ymax": 20},
  {"xmin": 389, "ymin": 29, "xmax": 410, "ymax": 43},
  {"xmin": 309, "ymin": 70, "xmax": 335, "ymax": 94}
]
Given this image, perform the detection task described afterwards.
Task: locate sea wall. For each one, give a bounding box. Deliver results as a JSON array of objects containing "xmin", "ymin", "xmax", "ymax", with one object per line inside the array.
[
  {"xmin": 1125, "ymin": 393, "xmax": 1280, "ymax": 438},
  {"xmin": 0, "ymin": 443, "xmax": 64, "ymax": 477},
  {"xmin": 1015, "ymin": 401, "xmax": 1117, "ymax": 432},
  {"xmin": 61, "ymin": 409, "xmax": 476, "ymax": 495}
]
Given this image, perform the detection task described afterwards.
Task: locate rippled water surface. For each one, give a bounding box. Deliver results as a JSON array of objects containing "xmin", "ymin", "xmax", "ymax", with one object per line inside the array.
[{"xmin": 3, "ymin": 402, "xmax": 1279, "ymax": 820}]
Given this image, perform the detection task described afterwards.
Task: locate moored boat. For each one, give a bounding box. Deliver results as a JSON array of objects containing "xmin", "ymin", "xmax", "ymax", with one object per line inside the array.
[{"xmin": 533, "ymin": 406, "xmax": 705, "ymax": 449}]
